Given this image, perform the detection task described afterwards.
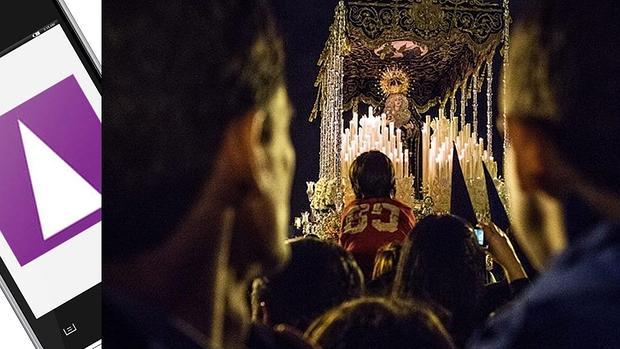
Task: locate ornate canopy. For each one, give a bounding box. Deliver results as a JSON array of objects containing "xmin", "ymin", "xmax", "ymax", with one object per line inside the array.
[
  {"xmin": 312, "ymin": 0, "xmax": 507, "ymax": 120},
  {"xmin": 305, "ymin": 0, "xmax": 512, "ymax": 239}
]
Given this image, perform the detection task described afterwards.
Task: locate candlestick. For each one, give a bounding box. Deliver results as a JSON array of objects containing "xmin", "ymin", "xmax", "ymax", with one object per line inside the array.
[
  {"xmin": 341, "ymin": 110, "xmax": 412, "ymax": 180},
  {"xmin": 421, "ymin": 114, "xmax": 500, "ymax": 212}
]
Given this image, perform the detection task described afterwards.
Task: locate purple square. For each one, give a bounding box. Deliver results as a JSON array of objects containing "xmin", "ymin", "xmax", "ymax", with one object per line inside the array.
[{"xmin": 0, "ymin": 75, "xmax": 101, "ymax": 266}]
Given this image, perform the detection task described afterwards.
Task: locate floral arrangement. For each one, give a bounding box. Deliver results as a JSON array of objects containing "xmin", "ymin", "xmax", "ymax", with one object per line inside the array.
[
  {"xmin": 303, "ymin": 178, "xmax": 343, "ymax": 240},
  {"xmin": 308, "ymin": 178, "xmax": 340, "ymax": 212},
  {"xmin": 294, "ymin": 212, "xmax": 312, "ymax": 235},
  {"xmin": 293, "ymin": 209, "xmax": 341, "ymax": 241},
  {"xmin": 315, "ymin": 209, "xmax": 341, "ymax": 241}
]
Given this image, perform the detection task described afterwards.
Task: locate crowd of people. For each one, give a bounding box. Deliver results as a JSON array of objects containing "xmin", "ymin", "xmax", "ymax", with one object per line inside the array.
[
  {"xmin": 103, "ymin": 0, "xmax": 620, "ymax": 348},
  {"xmin": 251, "ymin": 152, "xmax": 530, "ymax": 348}
]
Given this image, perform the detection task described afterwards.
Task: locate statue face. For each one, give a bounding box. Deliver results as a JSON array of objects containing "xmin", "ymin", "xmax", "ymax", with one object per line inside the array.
[
  {"xmin": 394, "ymin": 98, "xmax": 403, "ymax": 109},
  {"xmin": 384, "ymin": 94, "xmax": 412, "ymax": 128},
  {"xmin": 386, "ymin": 94, "xmax": 407, "ymax": 113}
]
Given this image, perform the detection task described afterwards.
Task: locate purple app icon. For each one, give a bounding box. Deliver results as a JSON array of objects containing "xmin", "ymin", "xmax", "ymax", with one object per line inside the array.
[{"xmin": 0, "ymin": 75, "xmax": 101, "ymax": 266}]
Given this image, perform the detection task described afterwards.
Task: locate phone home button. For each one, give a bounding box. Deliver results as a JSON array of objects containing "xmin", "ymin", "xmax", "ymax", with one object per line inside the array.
[{"xmin": 62, "ymin": 323, "xmax": 77, "ymax": 336}]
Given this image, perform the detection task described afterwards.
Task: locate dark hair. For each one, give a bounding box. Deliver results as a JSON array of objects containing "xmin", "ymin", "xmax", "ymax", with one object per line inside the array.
[
  {"xmin": 506, "ymin": 0, "xmax": 620, "ymax": 195},
  {"xmin": 372, "ymin": 242, "xmax": 401, "ymax": 281},
  {"xmin": 349, "ymin": 151, "xmax": 395, "ymax": 199},
  {"xmin": 305, "ymin": 297, "xmax": 455, "ymax": 349},
  {"xmin": 253, "ymin": 237, "xmax": 364, "ymax": 332},
  {"xmin": 393, "ymin": 214, "xmax": 486, "ymax": 346},
  {"xmin": 103, "ymin": 0, "xmax": 285, "ymax": 259},
  {"xmin": 366, "ymin": 243, "xmax": 402, "ymax": 296}
]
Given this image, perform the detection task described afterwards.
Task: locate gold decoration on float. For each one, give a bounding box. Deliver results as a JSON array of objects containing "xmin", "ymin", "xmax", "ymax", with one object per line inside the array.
[
  {"xmin": 380, "ymin": 67, "xmax": 410, "ymax": 96},
  {"xmin": 306, "ymin": 0, "xmax": 512, "ymax": 226},
  {"xmin": 380, "ymin": 67, "xmax": 412, "ymax": 128},
  {"xmin": 408, "ymin": 0, "xmax": 446, "ymax": 37}
]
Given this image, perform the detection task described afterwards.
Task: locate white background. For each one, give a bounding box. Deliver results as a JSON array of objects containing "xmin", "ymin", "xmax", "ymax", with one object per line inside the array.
[{"xmin": 0, "ymin": 1, "xmax": 101, "ymax": 347}]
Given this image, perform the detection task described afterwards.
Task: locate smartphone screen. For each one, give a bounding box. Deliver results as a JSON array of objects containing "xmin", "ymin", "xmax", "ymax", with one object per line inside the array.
[
  {"xmin": 474, "ymin": 227, "xmax": 485, "ymax": 247},
  {"xmin": 0, "ymin": 1, "xmax": 101, "ymax": 348}
]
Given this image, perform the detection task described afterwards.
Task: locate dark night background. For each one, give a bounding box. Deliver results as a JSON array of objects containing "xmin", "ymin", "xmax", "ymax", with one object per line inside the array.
[
  {"xmin": 271, "ymin": 0, "xmax": 529, "ymax": 220},
  {"xmin": 272, "ymin": 0, "xmax": 331, "ymax": 219}
]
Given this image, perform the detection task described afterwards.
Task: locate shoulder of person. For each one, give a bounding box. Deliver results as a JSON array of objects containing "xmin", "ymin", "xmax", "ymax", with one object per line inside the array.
[
  {"xmin": 468, "ymin": 248, "xmax": 620, "ymax": 349},
  {"xmin": 343, "ymin": 198, "xmax": 367, "ymax": 210},
  {"xmin": 470, "ymin": 293, "xmax": 620, "ymax": 348},
  {"xmin": 341, "ymin": 200, "xmax": 360, "ymax": 217},
  {"xmin": 384, "ymin": 197, "xmax": 412, "ymax": 210},
  {"xmin": 389, "ymin": 198, "xmax": 416, "ymax": 224}
]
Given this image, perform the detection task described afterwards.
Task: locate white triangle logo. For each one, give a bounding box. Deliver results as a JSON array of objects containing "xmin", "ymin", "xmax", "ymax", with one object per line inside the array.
[{"xmin": 18, "ymin": 121, "xmax": 101, "ymax": 240}]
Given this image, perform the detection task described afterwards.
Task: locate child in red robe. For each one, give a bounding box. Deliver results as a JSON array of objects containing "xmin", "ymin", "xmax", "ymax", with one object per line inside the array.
[{"xmin": 340, "ymin": 151, "xmax": 416, "ymax": 278}]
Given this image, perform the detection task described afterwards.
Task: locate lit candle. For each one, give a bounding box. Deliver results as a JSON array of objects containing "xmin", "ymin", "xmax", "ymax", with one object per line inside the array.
[{"xmin": 404, "ymin": 149, "xmax": 409, "ymax": 177}]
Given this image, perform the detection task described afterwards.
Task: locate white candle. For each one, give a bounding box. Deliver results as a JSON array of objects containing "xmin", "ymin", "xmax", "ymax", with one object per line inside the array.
[{"xmin": 404, "ymin": 149, "xmax": 409, "ymax": 177}]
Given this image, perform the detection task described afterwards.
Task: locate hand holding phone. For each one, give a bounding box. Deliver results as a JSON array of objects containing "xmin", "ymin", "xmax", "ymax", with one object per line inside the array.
[
  {"xmin": 474, "ymin": 226, "xmax": 487, "ymax": 248},
  {"xmin": 479, "ymin": 223, "xmax": 527, "ymax": 282}
]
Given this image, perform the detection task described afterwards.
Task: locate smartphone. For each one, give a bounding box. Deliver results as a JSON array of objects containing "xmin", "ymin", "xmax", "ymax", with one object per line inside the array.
[
  {"xmin": 0, "ymin": 1, "xmax": 101, "ymax": 348},
  {"xmin": 474, "ymin": 227, "xmax": 487, "ymax": 248}
]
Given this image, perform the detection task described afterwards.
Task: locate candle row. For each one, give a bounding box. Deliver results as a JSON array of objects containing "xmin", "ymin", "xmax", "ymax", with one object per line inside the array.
[
  {"xmin": 341, "ymin": 107, "xmax": 411, "ymax": 179},
  {"xmin": 421, "ymin": 115, "xmax": 498, "ymax": 190}
]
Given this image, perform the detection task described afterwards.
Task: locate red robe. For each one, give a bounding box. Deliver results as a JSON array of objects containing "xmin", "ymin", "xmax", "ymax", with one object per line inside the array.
[{"xmin": 339, "ymin": 197, "xmax": 416, "ymax": 279}]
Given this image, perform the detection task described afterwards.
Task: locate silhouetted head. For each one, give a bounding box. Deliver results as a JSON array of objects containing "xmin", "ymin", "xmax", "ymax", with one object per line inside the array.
[
  {"xmin": 394, "ymin": 214, "xmax": 486, "ymax": 345},
  {"xmin": 104, "ymin": 0, "xmax": 294, "ymax": 274},
  {"xmin": 305, "ymin": 297, "xmax": 455, "ymax": 349},
  {"xmin": 349, "ymin": 151, "xmax": 395, "ymax": 200},
  {"xmin": 104, "ymin": 4, "xmax": 294, "ymax": 346},
  {"xmin": 504, "ymin": 0, "xmax": 620, "ymax": 268},
  {"xmin": 252, "ymin": 237, "xmax": 364, "ymax": 332}
]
